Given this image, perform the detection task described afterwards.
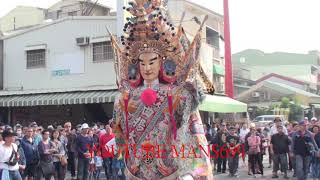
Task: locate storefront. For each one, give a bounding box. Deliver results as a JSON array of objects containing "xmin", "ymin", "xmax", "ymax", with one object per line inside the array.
[
  {"xmin": 0, "ymin": 90, "xmax": 118, "ymax": 127},
  {"xmin": 0, "ymin": 90, "xmax": 248, "ymax": 127}
]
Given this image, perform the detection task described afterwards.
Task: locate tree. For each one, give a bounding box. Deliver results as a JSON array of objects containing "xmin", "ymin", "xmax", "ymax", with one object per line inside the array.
[
  {"xmin": 280, "ymin": 97, "xmax": 290, "ymax": 108},
  {"xmin": 288, "ymin": 98, "xmax": 303, "ymax": 122}
]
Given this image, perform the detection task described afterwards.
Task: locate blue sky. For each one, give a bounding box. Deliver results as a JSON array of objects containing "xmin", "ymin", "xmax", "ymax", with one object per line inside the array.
[{"xmin": 0, "ymin": 0, "xmax": 319, "ymax": 54}]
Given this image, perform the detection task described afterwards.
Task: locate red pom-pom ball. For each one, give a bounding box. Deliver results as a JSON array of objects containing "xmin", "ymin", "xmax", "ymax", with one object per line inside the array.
[{"xmin": 140, "ymin": 88, "xmax": 157, "ymax": 106}]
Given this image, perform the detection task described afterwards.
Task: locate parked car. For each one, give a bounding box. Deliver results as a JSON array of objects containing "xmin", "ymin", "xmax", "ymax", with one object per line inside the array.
[{"xmin": 252, "ymin": 115, "xmax": 286, "ymax": 128}]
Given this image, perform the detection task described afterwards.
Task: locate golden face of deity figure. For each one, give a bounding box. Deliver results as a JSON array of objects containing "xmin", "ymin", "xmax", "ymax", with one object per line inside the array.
[{"xmin": 138, "ymin": 52, "xmax": 161, "ymax": 84}]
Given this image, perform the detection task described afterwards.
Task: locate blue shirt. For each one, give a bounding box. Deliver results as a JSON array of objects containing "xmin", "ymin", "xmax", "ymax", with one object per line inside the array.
[
  {"xmin": 291, "ymin": 130, "xmax": 318, "ymax": 156},
  {"xmin": 76, "ymin": 134, "xmax": 93, "ymax": 158},
  {"xmin": 21, "ymin": 137, "xmax": 39, "ymax": 165}
]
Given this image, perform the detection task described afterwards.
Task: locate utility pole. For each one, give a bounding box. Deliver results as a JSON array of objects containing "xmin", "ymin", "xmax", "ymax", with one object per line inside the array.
[{"xmin": 223, "ymin": 0, "xmax": 234, "ymax": 98}]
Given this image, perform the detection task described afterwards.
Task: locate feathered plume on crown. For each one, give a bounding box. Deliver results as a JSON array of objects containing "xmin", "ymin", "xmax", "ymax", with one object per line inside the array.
[{"xmin": 108, "ymin": 0, "xmax": 215, "ymax": 95}]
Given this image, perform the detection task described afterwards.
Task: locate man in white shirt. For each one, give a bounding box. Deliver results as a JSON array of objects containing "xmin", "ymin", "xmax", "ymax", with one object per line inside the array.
[
  {"xmin": 270, "ymin": 117, "xmax": 288, "ymax": 136},
  {"xmin": 0, "ymin": 130, "xmax": 22, "ymax": 180}
]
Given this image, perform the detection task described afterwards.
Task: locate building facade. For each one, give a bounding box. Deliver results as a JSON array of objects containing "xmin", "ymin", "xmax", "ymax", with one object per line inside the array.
[
  {"xmin": 0, "ymin": 16, "xmax": 117, "ymax": 126},
  {"xmin": 0, "ymin": 0, "xmax": 114, "ymax": 33},
  {"xmin": 233, "ymin": 65, "xmax": 255, "ymax": 97},
  {"xmin": 166, "ymin": 0, "xmax": 248, "ymax": 124},
  {"xmin": 232, "ymin": 49, "xmax": 320, "ymax": 94},
  {"xmin": 0, "ymin": 1, "xmax": 247, "ymax": 126},
  {"xmin": 237, "ymin": 80, "xmax": 320, "ymax": 120},
  {"xmin": 168, "ymin": 0, "xmax": 225, "ymax": 94}
]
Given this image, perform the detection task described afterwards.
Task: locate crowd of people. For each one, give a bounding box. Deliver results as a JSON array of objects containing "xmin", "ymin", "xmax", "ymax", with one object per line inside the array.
[
  {"xmin": 205, "ymin": 117, "xmax": 320, "ymax": 179},
  {"xmin": 0, "ymin": 121, "xmax": 124, "ymax": 180},
  {"xmin": 0, "ymin": 116, "xmax": 320, "ymax": 180}
]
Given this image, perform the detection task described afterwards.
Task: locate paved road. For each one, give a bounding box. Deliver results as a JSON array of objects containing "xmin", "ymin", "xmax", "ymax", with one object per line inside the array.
[
  {"xmin": 214, "ymin": 159, "xmax": 288, "ymax": 180},
  {"xmin": 64, "ymin": 156, "xmax": 311, "ymax": 180},
  {"xmin": 213, "ymin": 155, "xmax": 314, "ymax": 180}
]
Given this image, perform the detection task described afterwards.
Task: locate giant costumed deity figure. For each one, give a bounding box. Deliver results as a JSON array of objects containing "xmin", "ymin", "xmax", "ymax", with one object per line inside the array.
[{"xmin": 109, "ymin": 0, "xmax": 215, "ymax": 179}]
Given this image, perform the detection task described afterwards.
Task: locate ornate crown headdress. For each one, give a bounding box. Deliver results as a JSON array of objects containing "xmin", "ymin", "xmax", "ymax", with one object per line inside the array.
[{"xmin": 108, "ymin": 0, "xmax": 215, "ymax": 95}]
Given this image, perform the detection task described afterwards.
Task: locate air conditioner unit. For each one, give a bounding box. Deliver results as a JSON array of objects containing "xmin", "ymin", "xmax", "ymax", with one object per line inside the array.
[
  {"xmin": 252, "ymin": 92, "xmax": 260, "ymax": 97},
  {"xmin": 76, "ymin": 37, "xmax": 89, "ymax": 46}
]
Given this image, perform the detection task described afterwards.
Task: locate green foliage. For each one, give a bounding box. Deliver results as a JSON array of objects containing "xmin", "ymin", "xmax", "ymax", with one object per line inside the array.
[
  {"xmin": 256, "ymin": 106, "xmax": 273, "ymax": 117},
  {"xmin": 288, "ymin": 100, "xmax": 303, "ymax": 122},
  {"xmin": 255, "ymin": 96, "xmax": 303, "ymax": 121},
  {"xmin": 280, "ymin": 97, "xmax": 290, "ymax": 108}
]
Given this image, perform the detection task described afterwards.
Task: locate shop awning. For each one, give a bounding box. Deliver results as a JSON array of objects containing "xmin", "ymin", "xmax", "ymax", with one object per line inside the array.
[
  {"xmin": 213, "ymin": 64, "xmax": 225, "ymax": 76},
  {"xmin": 313, "ymin": 104, "xmax": 320, "ymax": 109},
  {"xmin": 199, "ymin": 94, "xmax": 247, "ymax": 113},
  {"xmin": 0, "ymin": 90, "xmax": 118, "ymax": 107}
]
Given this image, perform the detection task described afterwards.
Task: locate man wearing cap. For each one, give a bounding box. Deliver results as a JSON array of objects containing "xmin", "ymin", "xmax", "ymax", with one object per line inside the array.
[
  {"xmin": 291, "ymin": 120, "xmax": 318, "ymax": 180},
  {"xmin": 0, "ymin": 130, "xmax": 23, "ymax": 180},
  {"xmin": 270, "ymin": 117, "xmax": 288, "ymax": 136},
  {"xmin": 76, "ymin": 123, "xmax": 93, "ymax": 180},
  {"xmin": 309, "ymin": 117, "xmax": 318, "ymax": 132}
]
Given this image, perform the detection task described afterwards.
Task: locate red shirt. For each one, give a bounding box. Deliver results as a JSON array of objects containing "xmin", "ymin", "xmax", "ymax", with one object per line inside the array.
[{"xmin": 99, "ymin": 133, "xmax": 115, "ymax": 158}]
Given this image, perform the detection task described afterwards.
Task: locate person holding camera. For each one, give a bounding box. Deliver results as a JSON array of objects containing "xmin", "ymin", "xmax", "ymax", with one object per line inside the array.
[{"xmin": 0, "ymin": 130, "xmax": 22, "ymax": 180}]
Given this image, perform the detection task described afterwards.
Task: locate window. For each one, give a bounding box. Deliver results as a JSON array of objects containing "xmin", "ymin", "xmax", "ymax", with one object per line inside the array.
[
  {"xmin": 92, "ymin": 41, "xmax": 114, "ymax": 62},
  {"xmin": 265, "ymin": 117, "xmax": 274, "ymax": 121},
  {"xmin": 206, "ymin": 27, "xmax": 219, "ymax": 49},
  {"xmin": 311, "ymin": 66, "xmax": 318, "ymax": 75},
  {"xmin": 254, "ymin": 117, "xmax": 262, "ymax": 122},
  {"xmin": 57, "ymin": 10, "xmax": 62, "ymax": 19},
  {"xmin": 240, "ymin": 57, "xmax": 246, "ymax": 63},
  {"xmin": 26, "ymin": 49, "xmax": 46, "ymax": 68}
]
